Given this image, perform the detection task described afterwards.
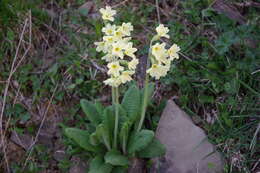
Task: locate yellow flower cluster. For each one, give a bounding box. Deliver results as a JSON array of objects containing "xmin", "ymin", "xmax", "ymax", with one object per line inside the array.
[
  {"xmin": 147, "ymin": 24, "xmax": 180, "ymax": 79},
  {"xmin": 95, "ymin": 6, "xmax": 138, "ymax": 87}
]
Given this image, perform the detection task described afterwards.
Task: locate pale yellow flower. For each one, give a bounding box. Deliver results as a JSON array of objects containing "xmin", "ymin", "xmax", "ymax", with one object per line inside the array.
[
  {"xmin": 119, "ymin": 22, "xmax": 133, "ymax": 36},
  {"xmin": 124, "ymin": 42, "xmax": 137, "ymax": 58},
  {"xmin": 102, "ymin": 54, "xmax": 114, "ymax": 62},
  {"xmin": 102, "ymin": 23, "xmax": 116, "ymax": 35},
  {"xmin": 156, "ymin": 24, "xmax": 170, "ymax": 39},
  {"xmin": 112, "ymin": 42, "xmax": 124, "ymax": 59},
  {"xmin": 168, "ymin": 44, "xmax": 180, "ymax": 60},
  {"xmin": 104, "ymin": 77, "xmax": 121, "ymax": 87},
  {"xmin": 147, "ymin": 63, "xmax": 168, "ymax": 79},
  {"xmin": 107, "ymin": 61, "xmax": 124, "ymax": 77},
  {"xmin": 94, "ymin": 41, "xmax": 106, "ymax": 52},
  {"xmin": 103, "ymin": 36, "xmax": 115, "ymax": 44},
  {"xmin": 152, "ymin": 42, "xmax": 168, "ymax": 60},
  {"xmin": 119, "ymin": 71, "xmax": 134, "ymax": 83},
  {"xmin": 113, "ymin": 29, "xmax": 124, "ymax": 40},
  {"xmin": 100, "ymin": 6, "xmax": 116, "ymax": 21},
  {"xmin": 128, "ymin": 58, "xmax": 139, "ymax": 70}
]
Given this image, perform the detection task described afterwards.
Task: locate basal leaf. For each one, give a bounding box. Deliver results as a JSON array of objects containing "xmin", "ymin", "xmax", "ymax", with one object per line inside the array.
[
  {"xmin": 104, "ymin": 150, "xmax": 129, "ymax": 166},
  {"xmin": 112, "ymin": 166, "xmax": 128, "ymax": 173},
  {"xmin": 127, "ymin": 129, "xmax": 154, "ymax": 154},
  {"xmin": 80, "ymin": 99, "xmax": 101, "ymax": 126},
  {"xmin": 119, "ymin": 121, "xmax": 131, "ymax": 153},
  {"xmin": 65, "ymin": 128, "xmax": 99, "ymax": 152},
  {"xmin": 89, "ymin": 155, "xmax": 113, "ymax": 173},
  {"xmin": 121, "ymin": 85, "xmax": 141, "ymax": 122},
  {"xmin": 138, "ymin": 138, "xmax": 166, "ymax": 158}
]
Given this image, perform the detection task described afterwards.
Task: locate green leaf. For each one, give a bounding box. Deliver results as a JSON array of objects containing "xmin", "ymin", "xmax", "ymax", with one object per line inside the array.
[
  {"xmin": 104, "ymin": 150, "xmax": 129, "ymax": 166},
  {"xmin": 96, "ymin": 124, "xmax": 112, "ymax": 150},
  {"xmin": 112, "ymin": 166, "xmax": 128, "ymax": 173},
  {"xmin": 65, "ymin": 128, "xmax": 99, "ymax": 152},
  {"xmin": 89, "ymin": 155, "xmax": 113, "ymax": 173},
  {"xmin": 121, "ymin": 85, "xmax": 141, "ymax": 122},
  {"xmin": 80, "ymin": 99, "xmax": 101, "ymax": 126},
  {"xmin": 127, "ymin": 129, "xmax": 154, "ymax": 154},
  {"xmin": 119, "ymin": 121, "xmax": 131, "ymax": 153},
  {"xmin": 146, "ymin": 83, "xmax": 155, "ymax": 101},
  {"xmin": 90, "ymin": 132, "xmax": 101, "ymax": 146},
  {"xmin": 138, "ymin": 138, "xmax": 166, "ymax": 158},
  {"xmin": 95, "ymin": 101, "xmax": 104, "ymax": 118},
  {"xmin": 103, "ymin": 106, "xmax": 115, "ymax": 143}
]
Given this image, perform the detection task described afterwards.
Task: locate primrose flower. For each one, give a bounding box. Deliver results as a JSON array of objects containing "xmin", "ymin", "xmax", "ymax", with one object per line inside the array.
[
  {"xmin": 156, "ymin": 24, "xmax": 170, "ymax": 39},
  {"xmin": 102, "ymin": 23, "xmax": 116, "ymax": 35},
  {"xmin": 147, "ymin": 63, "xmax": 168, "ymax": 79},
  {"xmin": 114, "ymin": 29, "xmax": 124, "ymax": 40},
  {"xmin": 124, "ymin": 42, "xmax": 137, "ymax": 58},
  {"xmin": 168, "ymin": 44, "xmax": 180, "ymax": 60},
  {"xmin": 103, "ymin": 36, "xmax": 115, "ymax": 44},
  {"xmin": 100, "ymin": 6, "xmax": 116, "ymax": 21},
  {"xmin": 102, "ymin": 54, "xmax": 114, "ymax": 62},
  {"xmin": 152, "ymin": 43, "xmax": 167, "ymax": 59},
  {"xmin": 119, "ymin": 71, "xmax": 134, "ymax": 84},
  {"xmin": 107, "ymin": 61, "xmax": 124, "ymax": 77},
  {"xmin": 128, "ymin": 58, "xmax": 139, "ymax": 70},
  {"xmin": 104, "ymin": 77, "xmax": 121, "ymax": 87},
  {"xmin": 95, "ymin": 7, "xmax": 138, "ymax": 87},
  {"xmin": 94, "ymin": 41, "xmax": 106, "ymax": 52},
  {"xmin": 119, "ymin": 22, "xmax": 133, "ymax": 36},
  {"xmin": 112, "ymin": 42, "xmax": 125, "ymax": 59}
]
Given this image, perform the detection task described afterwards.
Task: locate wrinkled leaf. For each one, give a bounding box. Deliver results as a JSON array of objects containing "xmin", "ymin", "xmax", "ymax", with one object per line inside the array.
[
  {"xmin": 138, "ymin": 138, "xmax": 166, "ymax": 158},
  {"xmin": 81, "ymin": 99, "xmax": 101, "ymax": 126},
  {"xmin": 112, "ymin": 166, "xmax": 128, "ymax": 173},
  {"xmin": 89, "ymin": 155, "xmax": 113, "ymax": 173},
  {"xmin": 127, "ymin": 129, "xmax": 154, "ymax": 154},
  {"xmin": 65, "ymin": 128, "xmax": 99, "ymax": 152},
  {"xmin": 119, "ymin": 121, "xmax": 131, "ymax": 153},
  {"xmin": 104, "ymin": 150, "xmax": 129, "ymax": 166},
  {"xmin": 121, "ymin": 85, "xmax": 141, "ymax": 121}
]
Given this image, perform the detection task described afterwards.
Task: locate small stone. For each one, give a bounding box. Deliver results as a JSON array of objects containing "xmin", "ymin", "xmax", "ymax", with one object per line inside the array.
[{"xmin": 151, "ymin": 100, "xmax": 224, "ymax": 173}]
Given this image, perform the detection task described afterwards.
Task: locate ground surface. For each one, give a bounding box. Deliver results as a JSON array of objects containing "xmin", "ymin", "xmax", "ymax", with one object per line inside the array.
[{"xmin": 0, "ymin": 0, "xmax": 259, "ymax": 172}]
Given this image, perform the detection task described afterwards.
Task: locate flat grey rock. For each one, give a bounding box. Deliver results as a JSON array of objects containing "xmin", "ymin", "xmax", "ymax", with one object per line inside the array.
[{"xmin": 151, "ymin": 100, "xmax": 223, "ymax": 173}]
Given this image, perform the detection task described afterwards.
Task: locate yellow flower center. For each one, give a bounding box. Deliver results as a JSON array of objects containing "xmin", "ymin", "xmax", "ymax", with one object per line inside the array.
[
  {"xmin": 115, "ymin": 47, "xmax": 120, "ymax": 52},
  {"xmin": 108, "ymin": 38, "xmax": 113, "ymax": 41},
  {"xmin": 111, "ymin": 64, "xmax": 118, "ymax": 69},
  {"xmin": 152, "ymin": 64, "xmax": 158, "ymax": 68},
  {"xmin": 115, "ymin": 31, "xmax": 121, "ymax": 36},
  {"xmin": 154, "ymin": 47, "xmax": 160, "ymax": 51},
  {"xmin": 108, "ymin": 30, "xmax": 112, "ymax": 34}
]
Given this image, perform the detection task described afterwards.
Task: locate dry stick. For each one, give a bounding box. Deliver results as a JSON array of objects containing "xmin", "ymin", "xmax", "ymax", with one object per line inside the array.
[
  {"xmin": 0, "ymin": 16, "xmax": 30, "ymax": 172},
  {"xmin": 22, "ymin": 84, "xmax": 59, "ymax": 170},
  {"xmin": 112, "ymin": 0, "xmax": 129, "ymax": 8},
  {"xmin": 156, "ymin": 0, "xmax": 161, "ymax": 24}
]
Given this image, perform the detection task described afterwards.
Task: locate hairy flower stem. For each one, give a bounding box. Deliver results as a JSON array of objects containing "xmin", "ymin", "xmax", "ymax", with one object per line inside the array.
[
  {"xmin": 137, "ymin": 37, "xmax": 156, "ymax": 132},
  {"xmin": 137, "ymin": 74, "xmax": 149, "ymax": 132},
  {"xmin": 113, "ymin": 87, "xmax": 119, "ymax": 149},
  {"xmin": 112, "ymin": 87, "xmax": 116, "ymax": 104}
]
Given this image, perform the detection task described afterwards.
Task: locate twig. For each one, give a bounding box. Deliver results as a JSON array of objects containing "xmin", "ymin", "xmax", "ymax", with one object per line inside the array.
[
  {"xmin": 233, "ymin": 1, "xmax": 260, "ymax": 8},
  {"xmin": 80, "ymin": 54, "xmax": 107, "ymax": 73},
  {"xmin": 0, "ymin": 11, "xmax": 32, "ymax": 172},
  {"xmin": 111, "ymin": 0, "xmax": 129, "ymax": 8},
  {"xmin": 155, "ymin": 0, "xmax": 161, "ymax": 24},
  {"xmin": 42, "ymin": 23, "xmax": 69, "ymax": 45},
  {"xmin": 251, "ymin": 69, "xmax": 260, "ymax": 75},
  {"xmin": 22, "ymin": 84, "xmax": 58, "ymax": 170}
]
